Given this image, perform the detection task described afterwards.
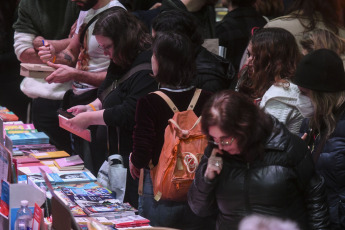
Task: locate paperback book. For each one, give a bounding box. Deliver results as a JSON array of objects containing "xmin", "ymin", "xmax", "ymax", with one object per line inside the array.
[
  {"xmin": 49, "ymin": 171, "xmax": 97, "ymax": 184},
  {"xmin": 60, "ymin": 185, "xmax": 114, "ymax": 203},
  {"xmin": 54, "ymin": 155, "xmax": 84, "ymax": 171},
  {"xmin": 75, "ymin": 199, "xmax": 136, "ymax": 217},
  {"xmin": 30, "ymin": 150, "xmax": 70, "ymax": 160},
  {"xmin": 27, "ymin": 172, "xmax": 55, "ymax": 185}
]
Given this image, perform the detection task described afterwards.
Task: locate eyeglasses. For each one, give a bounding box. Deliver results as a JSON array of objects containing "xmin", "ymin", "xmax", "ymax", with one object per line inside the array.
[
  {"xmin": 98, "ymin": 44, "xmax": 113, "ymax": 52},
  {"xmin": 208, "ymin": 137, "xmax": 234, "ymax": 146}
]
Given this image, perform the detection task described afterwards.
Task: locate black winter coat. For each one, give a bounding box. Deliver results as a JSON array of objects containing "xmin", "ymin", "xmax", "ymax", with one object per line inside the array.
[
  {"xmin": 301, "ymin": 109, "xmax": 345, "ymax": 230},
  {"xmin": 188, "ymin": 117, "xmax": 329, "ymax": 230},
  {"xmin": 194, "ymin": 46, "xmax": 236, "ymax": 92}
]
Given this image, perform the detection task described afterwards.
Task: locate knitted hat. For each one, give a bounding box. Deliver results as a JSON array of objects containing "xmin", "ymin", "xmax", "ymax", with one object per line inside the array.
[{"xmin": 294, "ymin": 49, "xmax": 345, "ymax": 92}]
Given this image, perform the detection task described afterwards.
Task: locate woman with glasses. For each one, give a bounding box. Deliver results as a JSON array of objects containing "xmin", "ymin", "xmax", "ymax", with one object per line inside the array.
[
  {"xmin": 65, "ymin": 7, "xmax": 157, "ymax": 208},
  {"xmin": 129, "ymin": 31, "xmax": 213, "ymax": 229},
  {"xmin": 188, "ymin": 90, "xmax": 330, "ymax": 230}
]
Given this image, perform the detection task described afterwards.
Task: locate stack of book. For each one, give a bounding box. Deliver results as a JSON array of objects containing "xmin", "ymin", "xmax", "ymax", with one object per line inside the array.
[
  {"xmin": 54, "ymin": 155, "xmax": 84, "ymax": 171},
  {"xmin": 0, "ymin": 106, "xmax": 19, "ymax": 121},
  {"xmin": 7, "ymin": 131, "xmax": 49, "ymax": 145}
]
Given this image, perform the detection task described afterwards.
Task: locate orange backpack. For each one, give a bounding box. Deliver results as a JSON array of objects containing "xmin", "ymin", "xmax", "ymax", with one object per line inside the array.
[{"xmin": 150, "ymin": 89, "xmax": 208, "ymax": 202}]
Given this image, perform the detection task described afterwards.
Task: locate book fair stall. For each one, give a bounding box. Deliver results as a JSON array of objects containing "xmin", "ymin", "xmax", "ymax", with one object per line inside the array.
[{"xmin": 0, "ymin": 106, "xmax": 159, "ymax": 230}]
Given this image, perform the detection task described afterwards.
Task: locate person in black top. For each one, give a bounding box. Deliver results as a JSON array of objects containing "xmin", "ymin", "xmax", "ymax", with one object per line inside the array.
[
  {"xmin": 66, "ymin": 7, "xmax": 157, "ymax": 208},
  {"xmin": 216, "ymin": 0, "xmax": 267, "ymax": 72},
  {"xmin": 130, "ymin": 31, "xmax": 214, "ymax": 229}
]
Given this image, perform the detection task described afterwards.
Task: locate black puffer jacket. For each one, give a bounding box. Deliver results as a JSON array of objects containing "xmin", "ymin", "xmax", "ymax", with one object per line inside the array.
[
  {"xmin": 188, "ymin": 117, "xmax": 329, "ymax": 230},
  {"xmin": 194, "ymin": 46, "xmax": 236, "ymax": 92},
  {"xmin": 301, "ymin": 109, "xmax": 345, "ymax": 230}
]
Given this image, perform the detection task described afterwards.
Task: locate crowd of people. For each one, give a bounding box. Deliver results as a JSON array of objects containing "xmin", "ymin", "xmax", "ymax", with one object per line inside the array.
[{"xmin": 1, "ymin": 0, "xmax": 345, "ymax": 229}]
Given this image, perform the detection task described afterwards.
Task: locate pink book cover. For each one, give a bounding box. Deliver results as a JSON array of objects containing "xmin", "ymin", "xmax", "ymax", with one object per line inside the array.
[
  {"xmin": 18, "ymin": 164, "xmax": 52, "ymax": 174},
  {"xmin": 54, "ymin": 155, "xmax": 83, "ymax": 168},
  {"xmin": 58, "ymin": 115, "xmax": 91, "ymax": 142}
]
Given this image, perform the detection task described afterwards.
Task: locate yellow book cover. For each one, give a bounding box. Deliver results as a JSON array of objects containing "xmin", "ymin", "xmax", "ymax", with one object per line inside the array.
[{"xmin": 30, "ymin": 151, "xmax": 70, "ymax": 159}]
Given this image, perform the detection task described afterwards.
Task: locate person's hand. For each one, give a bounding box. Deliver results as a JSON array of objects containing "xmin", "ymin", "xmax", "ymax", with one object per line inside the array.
[
  {"xmin": 67, "ymin": 105, "xmax": 90, "ymax": 116},
  {"xmin": 65, "ymin": 112, "xmax": 91, "ymax": 131},
  {"xmin": 149, "ymin": 2, "xmax": 161, "ymax": 9},
  {"xmin": 45, "ymin": 62, "xmax": 76, "ymax": 83},
  {"xmin": 129, "ymin": 159, "xmax": 140, "ymax": 180},
  {"xmin": 301, "ymin": 133, "xmax": 308, "ymax": 141},
  {"xmin": 33, "ymin": 36, "xmax": 45, "ymax": 51},
  {"xmin": 204, "ymin": 148, "xmax": 223, "ymax": 181},
  {"xmin": 38, "ymin": 41, "xmax": 56, "ymax": 63}
]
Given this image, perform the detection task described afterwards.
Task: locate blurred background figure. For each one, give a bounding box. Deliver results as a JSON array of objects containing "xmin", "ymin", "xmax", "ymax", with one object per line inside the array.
[
  {"xmin": 216, "ymin": 0, "xmax": 267, "ymax": 73},
  {"xmin": 152, "ymin": 10, "xmax": 235, "ymax": 92},
  {"xmin": 300, "ymin": 29, "xmax": 345, "ymax": 67},
  {"xmin": 254, "ymin": 0, "xmax": 284, "ymax": 21},
  {"xmin": 294, "ymin": 49, "xmax": 345, "ymax": 230},
  {"xmin": 265, "ymin": 0, "xmax": 345, "ymax": 51},
  {"xmin": 239, "ymin": 215, "xmax": 300, "ymax": 230}
]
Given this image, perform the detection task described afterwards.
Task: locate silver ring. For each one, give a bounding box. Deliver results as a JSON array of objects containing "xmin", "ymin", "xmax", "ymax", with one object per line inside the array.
[{"xmin": 215, "ymin": 161, "xmax": 220, "ymax": 167}]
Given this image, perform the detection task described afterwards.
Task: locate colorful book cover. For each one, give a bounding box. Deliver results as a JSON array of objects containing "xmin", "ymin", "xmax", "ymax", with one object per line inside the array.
[
  {"xmin": 32, "ymin": 203, "xmax": 43, "ymax": 230},
  {"xmin": 18, "ymin": 164, "xmax": 52, "ymax": 174},
  {"xmin": 6, "ymin": 129, "xmax": 37, "ymax": 135},
  {"xmin": 30, "ymin": 151, "xmax": 69, "ymax": 160},
  {"xmin": 7, "ymin": 132, "xmax": 49, "ymax": 145},
  {"xmin": 15, "ymin": 156, "xmax": 40, "ymax": 164},
  {"xmin": 60, "ymin": 186, "xmax": 114, "ymax": 203},
  {"xmin": 0, "ymin": 180, "xmax": 10, "ymax": 217},
  {"xmin": 27, "ymin": 172, "xmax": 55, "ymax": 185},
  {"xmin": 49, "ymin": 171, "xmax": 97, "ymax": 184},
  {"xmin": 54, "ymin": 155, "xmax": 84, "ymax": 167}
]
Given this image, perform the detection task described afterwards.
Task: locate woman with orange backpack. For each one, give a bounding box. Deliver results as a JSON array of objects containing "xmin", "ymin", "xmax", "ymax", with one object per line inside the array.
[{"xmin": 130, "ymin": 31, "xmax": 214, "ymax": 229}]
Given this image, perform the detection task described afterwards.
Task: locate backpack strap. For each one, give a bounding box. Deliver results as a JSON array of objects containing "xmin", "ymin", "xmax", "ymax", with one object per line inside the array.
[
  {"xmin": 153, "ymin": 91, "xmax": 179, "ymax": 113},
  {"xmin": 100, "ymin": 63, "xmax": 152, "ymax": 102},
  {"xmin": 79, "ymin": 6, "xmax": 119, "ymax": 47},
  {"xmin": 187, "ymin": 88, "xmax": 202, "ymax": 111}
]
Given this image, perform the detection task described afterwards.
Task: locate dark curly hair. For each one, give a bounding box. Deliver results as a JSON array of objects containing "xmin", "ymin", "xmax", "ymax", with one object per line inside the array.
[{"xmin": 201, "ymin": 90, "xmax": 273, "ymax": 162}]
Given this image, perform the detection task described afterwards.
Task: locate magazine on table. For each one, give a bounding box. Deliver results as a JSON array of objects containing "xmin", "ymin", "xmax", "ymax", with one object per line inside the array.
[{"xmin": 48, "ymin": 171, "xmax": 97, "ymax": 184}]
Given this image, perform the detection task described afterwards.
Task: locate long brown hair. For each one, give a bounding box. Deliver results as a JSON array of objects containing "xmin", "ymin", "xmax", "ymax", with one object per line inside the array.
[
  {"xmin": 300, "ymin": 29, "xmax": 345, "ymax": 56},
  {"xmin": 243, "ymin": 28, "xmax": 301, "ymax": 99},
  {"xmin": 201, "ymin": 90, "xmax": 273, "ymax": 162},
  {"xmin": 309, "ymin": 91, "xmax": 345, "ymax": 139},
  {"xmin": 93, "ymin": 7, "xmax": 152, "ymax": 68}
]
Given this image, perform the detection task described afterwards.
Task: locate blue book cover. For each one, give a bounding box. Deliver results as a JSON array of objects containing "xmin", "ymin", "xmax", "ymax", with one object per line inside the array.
[{"xmin": 49, "ymin": 171, "xmax": 97, "ymax": 184}]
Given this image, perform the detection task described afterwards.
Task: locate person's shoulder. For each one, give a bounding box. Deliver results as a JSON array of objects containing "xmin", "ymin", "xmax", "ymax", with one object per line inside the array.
[{"xmin": 109, "ymin": 0, "xmax": 126, "ymax": 9}]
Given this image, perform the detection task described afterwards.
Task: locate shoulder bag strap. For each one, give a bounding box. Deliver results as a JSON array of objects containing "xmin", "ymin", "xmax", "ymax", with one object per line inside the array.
[
  {"xmin": 187, "ymin": 88, "xmax": 202, "ymax": 111},
  {"xmin": 79, "ymin": 6, "xmax": 119, "ymax": 47},
  {"xmin": 153, "ymin": 91, "xmax": 179, "ymax": 113},
  {"xmin": 99, "ymin": 63, "xmax": 152, "ymax": 102}
]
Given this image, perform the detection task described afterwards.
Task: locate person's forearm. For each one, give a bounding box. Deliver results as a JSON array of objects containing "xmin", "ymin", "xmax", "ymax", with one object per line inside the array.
[
  {"xmin": 34, "ymin": 36, "xmax": 71, "ymax": 53},
  {"xmin": 19, "ymin": 48, "xmax": 44, "ymax": 64},
  {"xmin": 88, "ymin": 110, "xmax": 106, "ymax": 126},
  {"xmin": 53, "ymin": 34, "xmax": 81, "ymax": 66},
  {"xmin": 73, "ymin": 70, "xmax": 107, "ymax": 87}
]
